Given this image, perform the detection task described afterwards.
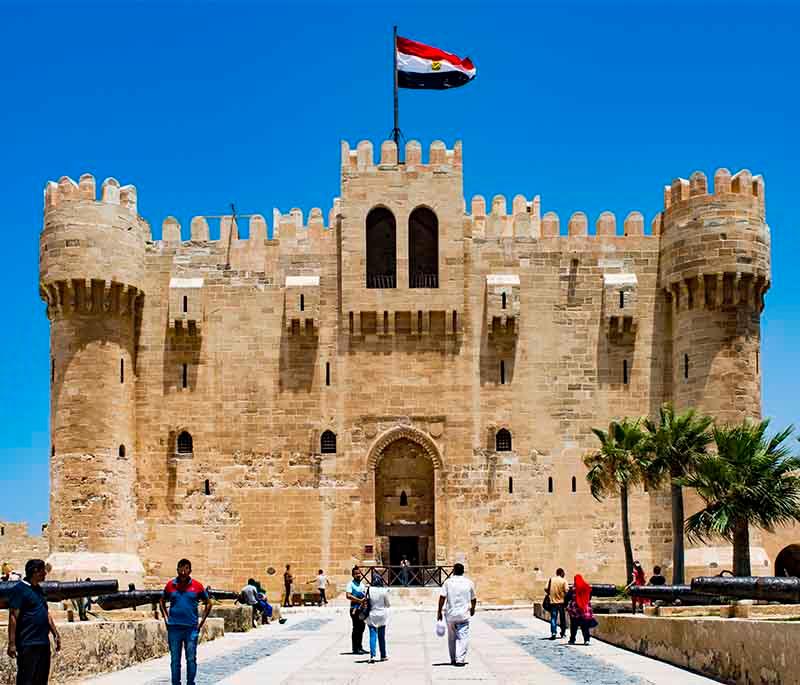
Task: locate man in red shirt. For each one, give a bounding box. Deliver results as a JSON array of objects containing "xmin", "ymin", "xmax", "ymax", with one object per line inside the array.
[{"xmin": 159, "ymin": 559, "xmax": 212, "ymax": 685}]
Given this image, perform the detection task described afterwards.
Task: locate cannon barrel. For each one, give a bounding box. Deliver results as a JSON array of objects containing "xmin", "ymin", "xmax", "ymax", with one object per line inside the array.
[
  {"xmin": 96, "ymin": 590, "xmax": 163, "ymax": 611},
  {"xmin": 629, "ymin": 584, "xmax": 721, "ymax": 605},
  {"xmin": 691, "ymin": 576, "xmax": 800, "ymax": 603},
  {"xmin": 207, "ymin": 588, "xmax": 239, "ymax": 602},
  {"xmin": 585, "ymin": 583, "xmax": 618, "ymax": 598},
  {"xmin": 0, "ymin": 579, "xmax": 119, "ymax": 609}
]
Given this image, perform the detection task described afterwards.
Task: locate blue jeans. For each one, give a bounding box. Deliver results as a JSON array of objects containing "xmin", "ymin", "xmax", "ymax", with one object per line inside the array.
[
  {"xmin": 168, "ymin": 625, "xmax": 199, "ymax": 685},
  {"xmin": 549, "ymin": 603, "xmax": 566, "ymax": 636},
  {"xmin": 368, "ymin": 624, "xmax": 387, "ymax": 659}
]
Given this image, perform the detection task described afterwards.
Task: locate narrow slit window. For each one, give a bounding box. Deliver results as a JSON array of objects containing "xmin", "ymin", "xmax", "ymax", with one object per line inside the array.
[
  {"xmin": 399, "ymin": 490, "xmax": 408, "ymax": 506},
  {"xmin": 548, "ymin": 477, "xmax": 553, "ymax": 494},
  {"xmin": 182, "ymin": 363, "xmax": 188, "ymax": 389},
  {"xmin": 501, "ymin": 292, "xmax": 507, "ymax": 309},
  {"xmin": 756, "ymin": 350, "xmax": 759, "ymax": 374},
  {"xmin": 500, "ymin": 360, "xmax": 506, "ymax": 385},
  {"xmin": 571, "ymin": 476, "xmax": 577, "ymax": 493},
  {"xmin": 619, "ymin": 291, "xmax": 625, "ymax": 309},
  {"xmin": 452, "ymin": 311, "xmax": 458, "ymax": 334},
  {"xmin": 349, "ymin": 311, "xmax": 354, "ymax": 334},
  {"xmin": 623, "ymin": 359, "xmax": 629, "ymax": 385},
  {"xmin": 644, "ymin": 481, "xmax": 649, "ymax": 493},
  {"xmin": 182, "ymin": 295, "xmax": 188, "ymax": 313},
  {"xmin": 384, "ymin": 311, "xmax": 389, "ymax": 334},
  {"xmin": 300, "ymin": 294, "xmax": 305, "ymax": 312},
  {"xmin": 684, "ymin": 354, "xmax": 689, "ymax": 379},
  {"xmin": 120, "ymin": 358, "xmax": 124, "ymax": 384},
  {"xmin": 51, "ymin": 357, "xmax": 55, "ymax": 383},
  {"xmin": 418, "ymin": 310, "xmax": 423, "ymax": 332},
  {"xmin": 508, "ymin": 477, "xmax": 513, "ymax": 494},
  {"xmin": 118, "ymin": 444, "xmax": 125, "ymax": 459},
  {"xmin": 51, "ymin": 446, "xmax": 55, "ymax": 458},
  {"xmin": 204, "ymin": 479, "xmax": 211, "ymax": 496},
  {"xmin": 325, "ymin": 362, "xmax": 331, "ymax": 386}
]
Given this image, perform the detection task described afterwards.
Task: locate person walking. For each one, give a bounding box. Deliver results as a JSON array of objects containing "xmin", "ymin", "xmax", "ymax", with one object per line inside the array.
[
  {"xmin": 625, "ymin": 560, "xmax": 649, "ymax": 614},
  {"xmin": 566, "ymin": 574, "xmax": 598, "ymax": 645},
  {"xmin": 545, "ymin": 567, "xmax": 568, "ymax": 639},
  {"xmin": 436, "ymin": 562, "xmax": 476, "ymax": 667},
  {"xmin": 308, "ymin": 569, "xmax": 330, "ymax": 606},
  {"xmin": 159, "ymin": 559, "xmax": 212, "ymax": 685},
  {"xmin": 365, "ymin": 574, "xmax": 390, "ymax": 663},
  {"xmin": 6, "ymin": 559, "xmax": 61, "ymax": 685},
  {"xmin": 283, "ymin": 564, "xmax": 293, "ymax": 608},
  {"xmin": 345, "ymin": 566, "xmax": 368, "ymax": 655}
]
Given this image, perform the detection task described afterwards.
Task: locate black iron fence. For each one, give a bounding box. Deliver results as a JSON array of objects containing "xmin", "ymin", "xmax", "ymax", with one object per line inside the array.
[
  {"xmin": 361, "ymin": 565, "xmax": 455, "ymax": 587},
  {"xmin": 367, "ymin": 273, "xmax": 397, "ymax": 289}
]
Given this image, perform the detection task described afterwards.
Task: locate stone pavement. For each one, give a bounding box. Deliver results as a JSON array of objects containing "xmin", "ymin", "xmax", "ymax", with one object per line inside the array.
[{"xmin": 81, "ymin": 608, "xmax": 717, "ymax": 684}]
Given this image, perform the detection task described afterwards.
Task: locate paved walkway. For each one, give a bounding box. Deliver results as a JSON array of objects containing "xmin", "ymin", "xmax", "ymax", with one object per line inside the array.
[{"xmin": 83, "ymin": 608, "xmax": 717, "ymax": 684}]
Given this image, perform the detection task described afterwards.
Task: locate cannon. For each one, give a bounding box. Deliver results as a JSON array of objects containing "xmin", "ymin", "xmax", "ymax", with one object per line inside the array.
[
  {"xmin": 0, "ymin": 579, "xmax": 119, "ymax": 610},
  {"xmin": 629, "ymin": 584, "xmax": 726, "ymax": 605},
  {"xmin": 97, "ymin": 586, "xmax": 240, "ymax": 611},
  {"xmin": 691, "ymin": 576, "xmax": 800, "ymax": 603},
  {"xmin": 582, "ymin": 583, "xmax": 618, "ymax": 598}
]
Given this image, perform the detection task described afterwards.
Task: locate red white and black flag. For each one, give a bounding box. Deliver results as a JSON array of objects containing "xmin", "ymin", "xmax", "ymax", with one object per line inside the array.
[{"xmin": 396, "ymin": 35, "xmax": 476, "ymax": 90}]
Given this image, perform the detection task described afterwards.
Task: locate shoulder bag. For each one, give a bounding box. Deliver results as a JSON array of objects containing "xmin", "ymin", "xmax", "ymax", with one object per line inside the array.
[
  {"xmin": 542, "ymin": 579, "xmax": 552, "ymax": 612},
  {"xmin": 357, "ymin": 587, "xmax": 371, "ymax": 622}
]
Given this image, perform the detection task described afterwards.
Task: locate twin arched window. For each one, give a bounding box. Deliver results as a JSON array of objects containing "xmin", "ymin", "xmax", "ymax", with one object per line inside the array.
[{"xmin": 366, "ymin": 207, "xmax": 438, "ymax": 289}]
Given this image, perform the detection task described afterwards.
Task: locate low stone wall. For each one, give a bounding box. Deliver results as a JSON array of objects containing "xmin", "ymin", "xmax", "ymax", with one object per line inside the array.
[
  {"xmin": 593, "ymin": 614, "xmax": 800, "ymax": 685},
  {"xmin": 0, "ymin": 618, "xmax": 224, "ymax": 684},
  {"xmin": 210, "ymin": 604, "xmax": 252, "ymax": 632}
]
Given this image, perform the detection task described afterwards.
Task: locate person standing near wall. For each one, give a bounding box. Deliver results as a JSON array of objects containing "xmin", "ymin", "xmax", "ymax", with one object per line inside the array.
[
  {"xmin": 159, "ymin": 559, "xmax": 212, "ymax": 685},
  {"xmin": 6, "ymin": 558, "xmax": 61, "ymax": 685},
  {"xmin": 365, "ymin": 574, "xmax": 390, "ymax": 663},
  {"xmin": 308, "ymin": 569, "xmax": 330, "ymax": 606},
  {"xmin": 436, "ymin": 563, "xmax": 476, "ymax": 667},
  {"xmin": 283, "ymin": 564, "xmax": 293, "ymax": 608}
]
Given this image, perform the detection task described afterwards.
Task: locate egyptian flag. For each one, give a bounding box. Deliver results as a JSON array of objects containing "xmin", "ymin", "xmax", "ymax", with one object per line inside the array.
[{"xmin": 396, "ymin": 36, "xmax": 476, "ymax": 89}]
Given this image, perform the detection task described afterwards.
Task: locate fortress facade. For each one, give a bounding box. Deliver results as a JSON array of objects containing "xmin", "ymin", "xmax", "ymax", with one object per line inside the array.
[{"xmin": 38, "ymin": 139, "xmax": 788, "ymax": 600}]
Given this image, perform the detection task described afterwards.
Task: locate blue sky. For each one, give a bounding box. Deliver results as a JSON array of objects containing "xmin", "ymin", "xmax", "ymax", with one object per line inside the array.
[{"xmin": 1, "ymin": 1, "xmax": 797, "ymax": 531}]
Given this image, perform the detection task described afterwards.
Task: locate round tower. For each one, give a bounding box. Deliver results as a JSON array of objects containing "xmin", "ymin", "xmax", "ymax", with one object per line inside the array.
[
  {"xmin": 39, "ymin": 174, "xmax": 148, "ymax": 585},
  {"xmin": 659, "ymin": 168, "xmax": 770, "ymax": 575}
]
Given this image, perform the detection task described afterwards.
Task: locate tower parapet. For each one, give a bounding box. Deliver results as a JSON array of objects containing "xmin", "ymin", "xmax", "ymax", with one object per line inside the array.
[{"xmin": 39, "ymin": 173, "xmax": 147, "ymax": 586}]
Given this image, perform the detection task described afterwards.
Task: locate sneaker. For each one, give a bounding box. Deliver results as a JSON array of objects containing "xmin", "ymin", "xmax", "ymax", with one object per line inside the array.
[
  {"xmin": 568, "ymin": 640, "xmax": 575, "ymax": 645},
  {"xmin": 584, "ymin": 640, "xmax": 590, "ymax": 645},
  {"xmin": 380, "ymin": 656, "xmax": 388, "ymax": 661},
  {"xmin": 369, "ymin": 658, "xmax": 375, "ymax": 664},
  {"xmin": 454, "ymin": 662, "xmax": 466, "ymax": 667},
  {"xmin": 549, "ymin": 635, "xmax": 556, "ymax": 640}
]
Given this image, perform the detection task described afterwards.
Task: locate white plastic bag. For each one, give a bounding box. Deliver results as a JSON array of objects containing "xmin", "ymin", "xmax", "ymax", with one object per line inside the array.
[{"xmin": 435, "ymin": 619, "xmax": 446, "ymax": 637}]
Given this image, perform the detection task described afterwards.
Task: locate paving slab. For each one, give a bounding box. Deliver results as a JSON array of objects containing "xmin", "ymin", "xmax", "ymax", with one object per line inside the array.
[{"xmin": 80, "ymin": 607, "xmax": 719, "ymax": 684}]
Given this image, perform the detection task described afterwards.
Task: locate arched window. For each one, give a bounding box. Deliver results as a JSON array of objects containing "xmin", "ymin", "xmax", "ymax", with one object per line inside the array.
[
  {"xmin": 496, "ymin": 428, "xmax": 512, "ymax": 452},
  {"xmin": 118, "ymin": 444, "xmax": 126, "ymax": 459},
  {"xmin": 321, "ymin": 430, "xmax": 336, "ymax": 454},
  {"xmin": 399, "ymin": 490, "xmax": 408, "ymax": 506},
  {"xmin": 366, "ymin": 207, "xmax": 396, "ymax": 288},
  {"xmin": 409, "ymin": 207, "xmax": 438, "ymax": 288},
  {"xmin": 177, "ymin": 431, "xmax": 193, "ymax": 455}
]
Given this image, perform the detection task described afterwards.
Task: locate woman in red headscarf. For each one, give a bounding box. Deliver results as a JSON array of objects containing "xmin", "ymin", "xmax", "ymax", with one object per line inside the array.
[{"xmin": 566, "ymin": 574, "xmax": 598, "ymax": 645}]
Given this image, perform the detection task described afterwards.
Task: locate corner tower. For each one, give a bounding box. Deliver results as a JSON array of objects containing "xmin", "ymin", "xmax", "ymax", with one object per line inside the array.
[
  {"xmin": 39, "ymin": 175, "xmax": 148, "ymax": 585},
  {"xmin": 659, "ymin": 168, "xmax": 769, "ymax": 421}
]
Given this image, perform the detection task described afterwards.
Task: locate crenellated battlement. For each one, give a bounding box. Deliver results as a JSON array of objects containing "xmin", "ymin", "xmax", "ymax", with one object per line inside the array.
[
  {"xmin": 44, "ymin": 173, "xmax": 139, "ymax": 215},
  {"xmin": 341, "ymin": 139, "xmax": 462, "ymax": 174},
  {"xmin": 662, "ymin": 167, "xmax": 765, "ymax": 220}
]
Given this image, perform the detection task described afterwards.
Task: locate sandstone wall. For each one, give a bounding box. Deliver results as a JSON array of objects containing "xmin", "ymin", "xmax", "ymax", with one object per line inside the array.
[{"xmin": 0, "ymin": 522, "xmax": 49, "ymax": 572}]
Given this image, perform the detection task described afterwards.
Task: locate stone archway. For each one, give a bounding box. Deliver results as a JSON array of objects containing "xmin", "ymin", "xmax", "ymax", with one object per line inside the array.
[
  {"xmin": 366, "ymin": 427, "xmax": 445, "ymax": 571},
  {"xmin": 775, "ymin": 544, "xmax": 800, "ymax": 577}
]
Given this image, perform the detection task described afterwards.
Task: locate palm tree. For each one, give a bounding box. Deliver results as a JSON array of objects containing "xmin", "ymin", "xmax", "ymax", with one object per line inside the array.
[
  {"xmin": 643, "ymin": 405, "xmax": 714, "ymax": 584},
  {"xmin": 681, "ymin": 421, "xmax": 800, "ymax": 576},
  {"xmin": 584, "ymin": 418, "xmax": 647, "ymax": 584}
]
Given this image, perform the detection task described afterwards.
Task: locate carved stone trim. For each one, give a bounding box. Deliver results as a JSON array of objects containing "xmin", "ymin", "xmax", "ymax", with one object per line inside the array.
[{"xmin": 366, "ymin": 425, "xmax": 443, "ymax": 470}]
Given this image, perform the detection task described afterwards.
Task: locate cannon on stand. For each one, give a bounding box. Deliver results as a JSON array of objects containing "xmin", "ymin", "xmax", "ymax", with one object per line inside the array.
[
  {"xmin": 691, "ymin": 576, "xmax": 800, "ymax": 603},
  {"xmin": 629, "ymin": 584, "xmax": 727, "ymax": 606},
  {"xmin": 0, "ymin": 579, "xmax": 119, "ymax": 610},
  {"xmin": 584, "ymin": 583, "xmax": 618, "ymax": 598},
  {"xmin": 97, "ymin": 585, "xmax": 241, "ymax": 613}
]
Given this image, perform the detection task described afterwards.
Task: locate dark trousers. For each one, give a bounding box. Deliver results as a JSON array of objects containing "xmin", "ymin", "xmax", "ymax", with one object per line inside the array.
[
  {"xmin": 549, "ymin": 602, "xmax": 566, "ymax": 636},
  {"xmin": 569, "ymin": 618, "xmax": 591, "ymax": 644},
  {"xmin": 350, "ymin": 608, "xmax": 366, "ymax": 652},
  {"xmin": 17, "ymin": 644, "xmax": 51, "ymax": 685},
  {"xmin": 283, "ymin": 585, "xmax": 292, "ymax": 607},
  {"xmin": 319, "ymin": 588, "xmax": 327, "ymax": 605}
]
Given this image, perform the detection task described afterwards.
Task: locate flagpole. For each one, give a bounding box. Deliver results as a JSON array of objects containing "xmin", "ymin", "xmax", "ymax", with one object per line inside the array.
[{"xmin": 392, "ymin": 25, "xmax": 400, "ymax": 156}]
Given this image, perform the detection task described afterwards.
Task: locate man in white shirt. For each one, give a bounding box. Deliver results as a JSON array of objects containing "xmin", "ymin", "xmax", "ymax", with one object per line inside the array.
[
  {"xmin": 437, "ymin": 563, "xmax": 476, "ymax": 667},
  {"xmin": 308, "ymin": 569, "xmax": 330, "ymax": 606}
]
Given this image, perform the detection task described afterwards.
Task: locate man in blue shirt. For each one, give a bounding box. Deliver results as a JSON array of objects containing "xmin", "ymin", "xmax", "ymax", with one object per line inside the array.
[
  {"xmin": 345, "ymin": 566, "xmax": 368, "ymax": 654},
  {"xmin": 6, "ymin": 558, "xmax": 61, "ymax": 685},
  {"xmin": 159, "ymin": 559, "xmax": 212, "ymax": 685}
]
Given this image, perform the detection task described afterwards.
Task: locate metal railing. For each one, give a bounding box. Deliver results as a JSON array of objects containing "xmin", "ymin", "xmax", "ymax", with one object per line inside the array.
[
  {"xmin": 367, "ymin": 273, "xmax": 397, "ymax": 289},
  {"xmin": 361, "ymin": 565, "xmax": 455, "ymax": 587},
  {"xmin": 410, "ymin": 273, "xmax": 438, "ymax": 288}
]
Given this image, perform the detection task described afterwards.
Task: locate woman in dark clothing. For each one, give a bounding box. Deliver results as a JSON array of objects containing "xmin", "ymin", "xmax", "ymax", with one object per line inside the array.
[{"xmin": 566, "ymin": 574, "xmax": 598, "ymax": 645}]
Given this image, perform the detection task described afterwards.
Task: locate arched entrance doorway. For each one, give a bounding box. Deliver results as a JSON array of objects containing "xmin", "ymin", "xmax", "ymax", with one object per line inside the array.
[
  {"xmin": 368, "ymin": 427, "xmax": 443, "ymax": 571},
  {"xmin": 775, "ymin": 544, "xmax": 800, "ymax": 577}
]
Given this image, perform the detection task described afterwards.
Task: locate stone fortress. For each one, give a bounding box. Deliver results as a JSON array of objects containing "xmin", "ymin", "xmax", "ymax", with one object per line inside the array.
[{"xmin": 37, "ymin": 138, "xmax": 794, "ymax": 601}]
